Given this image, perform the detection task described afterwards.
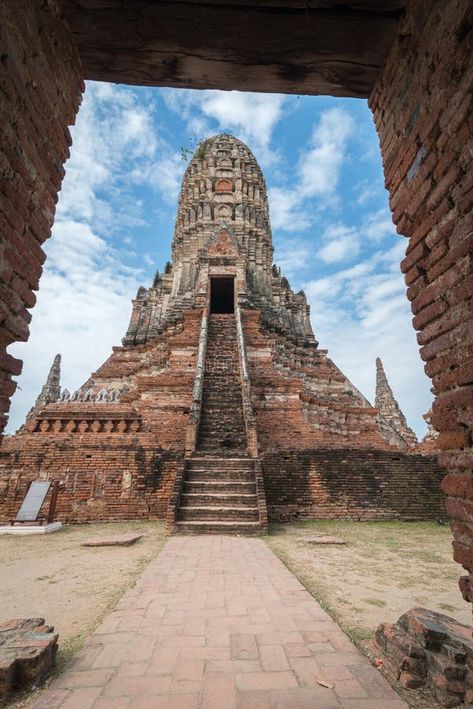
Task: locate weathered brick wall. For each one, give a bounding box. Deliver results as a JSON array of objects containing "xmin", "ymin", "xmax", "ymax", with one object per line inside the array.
[
  {"xmin": 0, "ymin": 433, "xmax": 179, "ymax": 523},
  {"xmin": 0, "ymin": 0, "xmax": 83, "ymax": 435},
  {"xmin": 261, "ymin": 448, "xmax": 446, "ymax": 522},
  {"xmin": 243, "ymin": 311, "xmax": 402, "ymax": 452},
  {"xmin": 369, "ymin": 0, "xmax": 473, "ymax": 597}
]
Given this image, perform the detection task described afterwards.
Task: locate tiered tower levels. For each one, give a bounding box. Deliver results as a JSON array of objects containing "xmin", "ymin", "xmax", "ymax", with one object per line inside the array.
[{"xmin": 123, "ymin": 135, "xmax": 315, "ymax": 347}]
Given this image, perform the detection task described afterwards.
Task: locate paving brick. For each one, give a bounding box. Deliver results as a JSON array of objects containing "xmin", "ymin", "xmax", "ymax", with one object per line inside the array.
[
  {"xmin": 231, "ymin": 633, "xmax": 259, "ymax": 660},
  {"xmin": 236, "ymin": 671, "xmax": 299, "ymax": 691},
  {"xmin": 236, "ymin": 690, "xmax": 271, "ymax": 708},
  {"xmin": 54, "ymin": 669, "xmax": 114, "ymax": 690},
  {"xmin": 260, "ymin": 645, "xmax": 289, "ymax": 672},
  {"xmin": 268, "ymin": 686, "xmax": 340, "ymax": 708},
  {"xmin": 333, "ymin": 677, "xmax": 368, "ymax": 699},
  {"xmin": 59, "ymin": 686, "xmax": 102, "ymax": 709},
  {"xmin": 201, "ymin": 673, "xmax": 237, "ymax": 709},
  {"xmin": 27, "ymin": 537, "xmax": 404, "ymax": 707}
]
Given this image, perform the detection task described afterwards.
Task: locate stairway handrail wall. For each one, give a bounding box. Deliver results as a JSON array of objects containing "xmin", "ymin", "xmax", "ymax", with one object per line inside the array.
[
  {"xmin": 235, "ymin": 305, "xmax": 258, "ymax": 457},
  {"xmin": 185, "ymin": 306, "xmax": 208, "ymax": 456}
]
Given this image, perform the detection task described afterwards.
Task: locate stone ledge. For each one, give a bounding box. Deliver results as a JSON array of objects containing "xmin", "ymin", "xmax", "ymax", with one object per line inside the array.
[
  {"xmin": 0, "ymin": 523, "xmax": 63, "ymax": 536},
  {"xmin": 0, "ymin": 618, "xmax": 58, "ymax": 701},
  {"xmin": 81, "ymin": 533, "xmax": 143, "ymax": 547}
]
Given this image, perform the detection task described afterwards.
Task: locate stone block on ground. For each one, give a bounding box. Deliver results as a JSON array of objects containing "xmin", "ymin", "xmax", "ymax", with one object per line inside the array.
[
  {"xmin": 81, "ymin": 533, "xmax": 144, "ymax": 547},
  {"xmin": 0, "ymin": 618, "xmax": 58, "ymax": 701},
  {"xmin": 373, "ymin": 608, "xmax": 473, "ymax": 707}
]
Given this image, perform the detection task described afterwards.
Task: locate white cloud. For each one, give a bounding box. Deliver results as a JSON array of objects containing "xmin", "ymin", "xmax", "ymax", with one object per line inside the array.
[
  {"xmin": 7, "ymin": 224, "xmax": 140, "ymax": 433},
  {"xmin": 269, "ymin": 107, "xmax": 353, "ymax": 231},
  {"xmin": 318, "ymin": 224, "xmax": 360, "ymax": 264},
  {"xmin": 162, "ymin": 88, "xmax": 286, "ymax": 166},
  {"xmin": 274, "ymin": 238, "xmax": 312, "ymax": 281},
  {"xmin": 299, "ymin": 108, "xmax": 353, "ymax": 199}
]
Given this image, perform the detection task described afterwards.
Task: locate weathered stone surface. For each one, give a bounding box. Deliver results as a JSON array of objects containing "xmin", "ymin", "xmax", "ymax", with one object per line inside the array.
[
  {"xmin": 375, "ymin": 357, "xmax": 418, "ymax": 448},
  {"xmin": 373, "ymin": 608, "xmax": 473, "ymax": 706},
  {"xmin": 59, "ymin": 1, "xmax": 407, "ymax": 98},
  {"xmin": 0, "ymin": 0, "xmax": 83, "ymax": 435},
  {"xmin": 0, "ymin": 618, "xmax": 58, "ymax": 701},
  {"xmin": 369, "ymin": 0, "xmax": 473, "ymax": 602}
]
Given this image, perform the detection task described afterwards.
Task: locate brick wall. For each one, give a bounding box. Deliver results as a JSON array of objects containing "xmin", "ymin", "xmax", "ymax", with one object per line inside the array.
[
  {"xmin": 261, "ymin": 448, "xmax": 446, "ymax": 522},
  {"xmin": 0, "ymin": 0, "xmax": 83, "ymax": 435},
  {"xmin": 370, "ymin": 0, "xmax": 473, "ymax": 598},
  {"xmin": 0, "ymin": 434, "xmax": 179, "ymax": 523}
]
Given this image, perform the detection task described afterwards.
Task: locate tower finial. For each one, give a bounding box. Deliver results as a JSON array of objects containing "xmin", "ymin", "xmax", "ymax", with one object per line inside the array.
[
  {"xmin": 26, "ymin": 354, "xmax": 62, "ymax": 421},
  {"xmin": 375, "ymin": 357, "xmax": 417, "ymax": 447}
]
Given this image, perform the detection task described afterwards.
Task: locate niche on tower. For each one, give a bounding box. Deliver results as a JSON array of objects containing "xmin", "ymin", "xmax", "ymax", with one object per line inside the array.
[{"xmin": 210, "ymin": 277, "xmax": 235, "ymax": 314}]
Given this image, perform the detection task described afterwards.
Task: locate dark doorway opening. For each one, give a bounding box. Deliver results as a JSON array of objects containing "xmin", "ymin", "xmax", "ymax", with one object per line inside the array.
[{"xmin": 210, "ymin": 277, "xmax": 234, "ymax": 314}]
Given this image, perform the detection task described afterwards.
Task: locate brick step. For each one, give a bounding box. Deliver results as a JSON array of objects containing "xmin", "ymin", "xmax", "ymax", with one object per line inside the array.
[
  {"xmin": 180, "ymin": 493, "xmax": 257, "ymax": 506},
  {"xmin": 177, "ymin": 506, "xmax": 260, "ymax": 521},
  {"xmin": 193, "ymin": 450, "xmax": 249, "ymax": 459},
  {"xmin": 198, "ymin": 410, "xmax": 246, "ymax": 419},
  {"xmin": 186, "ymin": 458, "xmax": 254, "ymax": 469},
  {"xmin": 185, "ymin": 470, "xmax": 255, "ymax": 482},
  {"xmin": 197, "ymin": 428, "xmax": 246, "ymax": 438},
  {"xmin": 196, "ymin": 445, "xmax": 247, "ymax": 455},
  {"xmin": 183, "ymin": 481, "xmax": 256, "ymax": 494},
  {"xmin": 174, "ymin": 521, "xmax": 264, "ymax": 535}
]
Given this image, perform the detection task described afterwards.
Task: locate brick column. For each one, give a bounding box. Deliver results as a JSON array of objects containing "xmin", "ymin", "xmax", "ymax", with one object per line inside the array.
[
  {"xmin": 0, "ymin": 0, "xmax": 83, "ymax": 435},
  {"xmin": 370, "ymin": 0, "xmax": 473, "ymax": 600}
]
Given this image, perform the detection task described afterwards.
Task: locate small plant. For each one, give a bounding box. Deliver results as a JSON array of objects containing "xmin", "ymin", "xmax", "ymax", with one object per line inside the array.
[{"xmin": 179, "ymin": 133, "xmax": 207, "ymax": 162}]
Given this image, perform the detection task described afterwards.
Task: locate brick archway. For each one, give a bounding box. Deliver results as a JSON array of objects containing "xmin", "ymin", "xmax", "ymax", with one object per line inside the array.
[{"xmin": 1, "ymin": 0, "xmax": 472, "ymax": 604}]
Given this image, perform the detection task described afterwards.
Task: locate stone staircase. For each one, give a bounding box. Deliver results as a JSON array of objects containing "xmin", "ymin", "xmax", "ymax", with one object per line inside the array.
[
  {"xmin": 196, "ymin": 314, "xmax": 248, "ymax": 456},
  {"xmin": 174, "ymin": 457, "xmax": 263, "ymax": 534},
  {"xmin": 174, "ymin": 313, "xmax": 266, "ymax": 534}
]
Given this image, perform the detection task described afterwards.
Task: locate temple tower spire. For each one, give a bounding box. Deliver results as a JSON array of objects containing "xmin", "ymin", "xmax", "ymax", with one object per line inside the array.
[
  {"xmin": 123, "ymin": 133, "xmax": 316, "ymax": 347},
  {"xmin": 32, "ymin": 354, "xmax": 61, "ymax": 411},
  {"xmin": 375, "ymin": 357, "xmax": 417, "ymax": 447}
]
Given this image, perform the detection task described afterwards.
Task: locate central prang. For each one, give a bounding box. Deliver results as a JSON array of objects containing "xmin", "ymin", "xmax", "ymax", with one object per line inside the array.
[{"xmin": 123, "ymin": 134, "xmax": 315, "ymax": 347}]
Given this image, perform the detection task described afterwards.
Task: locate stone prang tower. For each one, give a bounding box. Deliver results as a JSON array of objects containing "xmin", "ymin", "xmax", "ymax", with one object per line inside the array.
[
  {"xmin": 123, "ymin": 134, "xmax": 314, "ymax": 347},
  {"xmin": 0, "ymin": 135, "xmax": 444, "ymax": 530}
]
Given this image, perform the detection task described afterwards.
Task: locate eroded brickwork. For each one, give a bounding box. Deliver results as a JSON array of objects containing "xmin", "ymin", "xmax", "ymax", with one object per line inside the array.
[
  {"xmin": 0, "ymin": 0, "xmax": 83, "ymax": 435},
  {"xmin": 261, "ymin": 448, "xmax": 446, "ymax": 522},
  {"xmin": 369, "ymin": 0, "xmax": 473, "ymax": 598}
]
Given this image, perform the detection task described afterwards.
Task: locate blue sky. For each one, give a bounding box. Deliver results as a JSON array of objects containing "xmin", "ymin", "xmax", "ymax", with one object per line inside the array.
[{"xmin": 6, "ymin": 83, "xmax": 433, "ymax": 437}]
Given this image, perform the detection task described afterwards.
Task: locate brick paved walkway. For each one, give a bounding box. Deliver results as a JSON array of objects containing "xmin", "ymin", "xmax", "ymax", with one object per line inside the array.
[{"xmin": 31, "ymin": 537, "xmax": 406, "ymax": 708}]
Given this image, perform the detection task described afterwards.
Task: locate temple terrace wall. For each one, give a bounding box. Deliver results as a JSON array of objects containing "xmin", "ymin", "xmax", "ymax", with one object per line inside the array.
[
  {"xmin": 261, "ymin": 448, "xmax": 446, "ymax": 523},
  {"xmin": 0, "ymin": 442, "xmax": 444, "ymax": 525},
  {"xmin": 0, "ymin": 437, "xmax": 181, "ymax": 524}
]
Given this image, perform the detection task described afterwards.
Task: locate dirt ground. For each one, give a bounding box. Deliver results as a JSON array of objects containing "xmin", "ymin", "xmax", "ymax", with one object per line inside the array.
[
  {"xmin": 0, "ymin": 521, "xmax": 166, "ymax": 672},
  {"xmin": 266, "ymin": 520, "xmax": 469, "ymax": 640}
]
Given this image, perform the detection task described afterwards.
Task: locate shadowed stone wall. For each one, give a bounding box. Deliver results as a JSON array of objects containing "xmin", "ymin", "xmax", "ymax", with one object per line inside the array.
[
  {"xmin": 261, "ymin": 448, "xmax": 446, "ymax": 522},
  {"xmin": 0, "ymin": 0, "xmax": 83, "ymax": 434},
  {"xmin": 369, "ymin": 0, "xmax": 473, "ymax": 601}
]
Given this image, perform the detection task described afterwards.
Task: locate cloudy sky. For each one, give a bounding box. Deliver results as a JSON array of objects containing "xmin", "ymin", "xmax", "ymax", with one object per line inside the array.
[{"xmin": 6, "ymin": 82, "xmax": 433, "ymax": 437}]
